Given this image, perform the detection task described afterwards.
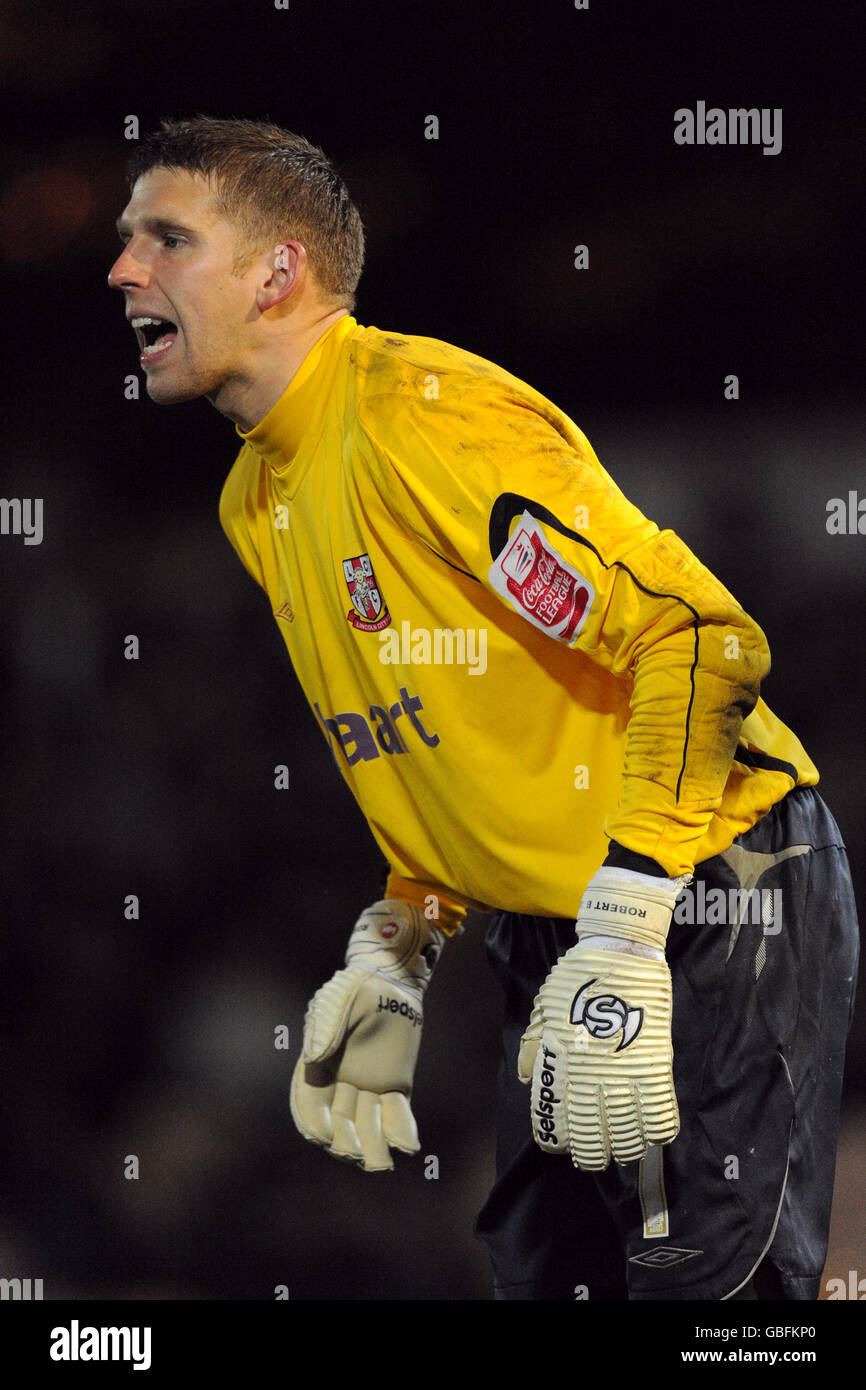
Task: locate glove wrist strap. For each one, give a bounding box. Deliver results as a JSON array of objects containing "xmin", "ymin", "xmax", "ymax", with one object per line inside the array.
[
  {"xmin": 344, "ymin": 900, "xmax": 446, "ymax": 995},
  {"xmin": 577, "ymin": 866, "xmax": 690, "ymax": 951}
]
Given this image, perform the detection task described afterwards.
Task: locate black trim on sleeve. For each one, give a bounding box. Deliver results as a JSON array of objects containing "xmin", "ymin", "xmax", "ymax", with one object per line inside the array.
[
  {"xmin": 733, "ymin": 744, "xmax": 797, "ymax": 781},
  {"xmin": 603, "ymin": 841, "xmax": 671, "ymax": 878},
  {"xmin": 420, "ymin": 538, "xmax": 476, "ymax": 581},
  {"xmin": 488, "ymin": 492, "xmax": 701, "ymax": 802}
]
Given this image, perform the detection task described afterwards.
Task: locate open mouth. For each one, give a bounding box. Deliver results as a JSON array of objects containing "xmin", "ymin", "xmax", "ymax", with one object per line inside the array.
[{"xmin": 132, "ymin": 316, "xmax": 179, "ymax": 360}]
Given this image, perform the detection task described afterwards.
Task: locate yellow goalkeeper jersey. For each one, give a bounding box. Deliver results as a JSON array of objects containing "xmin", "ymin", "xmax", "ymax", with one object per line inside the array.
[{"xmin": 219, "ymin": 313, "xmax": 817, "ymax": 931}]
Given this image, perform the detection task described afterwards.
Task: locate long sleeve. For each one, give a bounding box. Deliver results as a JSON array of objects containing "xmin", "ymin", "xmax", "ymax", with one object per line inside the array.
[{"xmin": 359, "ymin": 377, "xmax": 770, "ymax": 878}]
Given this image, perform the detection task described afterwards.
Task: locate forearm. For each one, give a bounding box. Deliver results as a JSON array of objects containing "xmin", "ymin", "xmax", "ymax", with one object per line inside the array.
[{"xmin": 604, "ymin": 599, "xmax": 770, "ymax": 878}]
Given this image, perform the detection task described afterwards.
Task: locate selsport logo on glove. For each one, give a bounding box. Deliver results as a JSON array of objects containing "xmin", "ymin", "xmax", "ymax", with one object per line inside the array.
[
  {"xmin": 290, "ymin": 900, "xmax": 446, "ymax": 1172},
  {"xmin": 519, "ymin": 945, "xmax": 679, "ymax": 1168},
  {"xmin": 531, "ymin": 975, "xmax": 646, "ymax": 1149},
  {"xmin": 518, "ymin": 867, "xmax": 687, "ymax": 1170},
  {"xmin": 529, "ymin": 1029, "xmax": 570, "ymax": 1148}
]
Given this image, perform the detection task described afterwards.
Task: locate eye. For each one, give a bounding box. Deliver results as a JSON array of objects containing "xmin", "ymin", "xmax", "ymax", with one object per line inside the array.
[{"xmin": 163, "ymin": 235, "xmax": 185, "ymax": 249}]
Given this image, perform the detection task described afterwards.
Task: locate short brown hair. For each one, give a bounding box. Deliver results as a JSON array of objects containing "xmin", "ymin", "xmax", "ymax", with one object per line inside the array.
[{"xmin": 127, "ymin": 115, "xmax": 365, "ymax": 311}]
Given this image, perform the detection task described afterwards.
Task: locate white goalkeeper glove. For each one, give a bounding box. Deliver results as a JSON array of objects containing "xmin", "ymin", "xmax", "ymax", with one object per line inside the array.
[
  {"xmin": 518, "ymin": 866, "xmax": 689, "ymax": 1171},
  {"xmin": 290, "ymin": 899, "xmax": 445, "ymax": 1172}
]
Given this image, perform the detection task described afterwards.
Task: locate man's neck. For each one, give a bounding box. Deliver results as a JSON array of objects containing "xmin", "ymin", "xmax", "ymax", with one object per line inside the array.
[{"xmin": 208, "ymin": 308, "xmax": 350, "ymax": 432}]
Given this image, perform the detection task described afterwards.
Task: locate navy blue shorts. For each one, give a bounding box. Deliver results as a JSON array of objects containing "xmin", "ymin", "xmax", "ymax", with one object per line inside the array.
[{"xmin": 475, "ymin": 787, "xmax": 859, "ymax": 1300}]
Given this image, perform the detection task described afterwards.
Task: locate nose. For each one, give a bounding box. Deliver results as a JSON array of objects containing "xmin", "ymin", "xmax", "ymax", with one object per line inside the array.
[{"xmin": 107, "ymin": 242, "xmax": 149, "ymax": 291}]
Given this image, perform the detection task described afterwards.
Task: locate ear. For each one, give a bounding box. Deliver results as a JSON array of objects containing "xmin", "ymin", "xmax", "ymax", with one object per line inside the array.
[{"xmin": 257, "ymin": 242, "xmax": 306, "ymax": 311}]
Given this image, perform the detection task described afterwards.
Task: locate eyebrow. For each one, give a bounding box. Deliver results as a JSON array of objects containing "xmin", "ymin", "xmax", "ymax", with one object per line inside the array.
[{"xmin": 116, "ymin": 215, "xmax": 200, "ymax": 239}]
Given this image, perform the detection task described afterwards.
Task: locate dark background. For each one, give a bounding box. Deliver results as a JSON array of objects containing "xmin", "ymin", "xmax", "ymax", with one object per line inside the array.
[{"xmin": 0, "ymin": 0, "xmax": 863, "ymax": 1301}]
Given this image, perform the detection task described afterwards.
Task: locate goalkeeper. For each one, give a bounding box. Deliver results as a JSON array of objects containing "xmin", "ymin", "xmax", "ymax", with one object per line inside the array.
[{"xmin": 109, "ymin": 116, "xmax": 859, "ymax": 1301}]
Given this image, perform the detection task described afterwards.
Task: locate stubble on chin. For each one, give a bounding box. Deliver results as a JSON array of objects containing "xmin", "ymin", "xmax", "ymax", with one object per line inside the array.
[{"xmin": 145, "ymin": 365, "xmax": 218, "ymax": 405}]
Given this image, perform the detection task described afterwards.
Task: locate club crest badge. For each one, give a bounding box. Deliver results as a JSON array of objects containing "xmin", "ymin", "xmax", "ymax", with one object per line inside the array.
[{"xmin": 343, "ymin": 552, "xmax": 392, "ymax": 632}]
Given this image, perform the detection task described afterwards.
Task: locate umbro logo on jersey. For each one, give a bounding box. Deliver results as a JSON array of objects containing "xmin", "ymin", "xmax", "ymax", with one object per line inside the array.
[
  {"xmin": 570, "ymin": 980, "xmax": 643, "ymax": 1050},
  {"xmin": 629, "ymin": 1248, "xmax": 702, "ymax": 1269},
  {"xmin": 343, "ymin": 552, "xmax": 391, "ymax": 632}
]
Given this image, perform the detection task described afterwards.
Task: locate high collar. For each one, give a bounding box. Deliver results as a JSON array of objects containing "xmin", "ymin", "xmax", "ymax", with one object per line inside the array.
[{"xmin": 236, "ymin": 314, "xmax": 358, "ymax": 470}]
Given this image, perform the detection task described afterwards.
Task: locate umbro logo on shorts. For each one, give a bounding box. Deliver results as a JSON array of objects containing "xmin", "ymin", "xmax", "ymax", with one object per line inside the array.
[{"xmin": 629, "ymin": 1247, "xmax": 703, "ymax": 1269}]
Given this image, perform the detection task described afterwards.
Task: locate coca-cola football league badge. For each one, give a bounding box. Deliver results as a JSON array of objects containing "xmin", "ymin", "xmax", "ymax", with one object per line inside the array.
[{"xmin": 489, "ymin": 511, "xmax": 594, "ymax": 644}]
